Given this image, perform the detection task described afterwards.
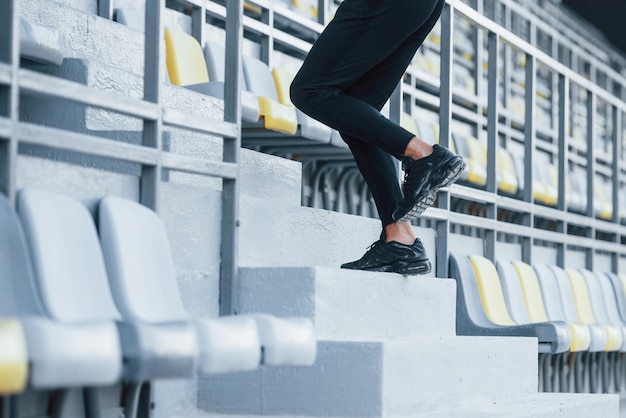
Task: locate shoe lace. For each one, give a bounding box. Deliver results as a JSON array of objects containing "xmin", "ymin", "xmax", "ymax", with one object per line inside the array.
[{"xmin": 364, "ymin": 239, "xmax": 385, "ymax": 255}]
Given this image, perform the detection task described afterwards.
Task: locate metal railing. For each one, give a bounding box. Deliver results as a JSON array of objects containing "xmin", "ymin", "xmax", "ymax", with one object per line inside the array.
[{"xmin": 1, "ymin": 0, "xmax": 244, "ymax": 315}]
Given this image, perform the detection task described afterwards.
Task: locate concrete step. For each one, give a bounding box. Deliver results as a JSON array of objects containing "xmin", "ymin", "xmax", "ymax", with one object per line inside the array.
[
  {"xmin": 419, "ymin": 393, "xmax": 619, "ymax": 417},
  {"xmin": 198, "ymin": 337, "xmax": 540, "ymax": 417},
  {"xmin": 20, "ymin": 57, "xmax": 223, "ymax": 132},
  {"xmin": 19, "ymin": 0, "xmax": 191, "ymax": 76},
  {"xmin": 176, "ymin": 393, "xmax": 619, "ymax": 417},
  {"xmin": 239, "ymin": 195, "xmax": 438, "ymax": 275},
  {"xmin": 237, "ymin": 267, "xmax": 456, "ymax": 340}
]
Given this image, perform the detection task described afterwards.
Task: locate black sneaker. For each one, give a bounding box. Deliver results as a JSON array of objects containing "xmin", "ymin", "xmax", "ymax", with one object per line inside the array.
[
  {"xmin": 340, "ymin": 237, "xmax": 431, "ymax": 276},
  {"xmin": 392, "ymin": 144, "xmax": 466, "ymax": 222}
]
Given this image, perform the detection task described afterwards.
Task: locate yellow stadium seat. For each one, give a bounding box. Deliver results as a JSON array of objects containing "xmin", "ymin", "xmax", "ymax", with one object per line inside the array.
[
  {"xmin": 292, "ymin": 0, "xmax": 318, "ymax": 19},
  {"xmin": 566, "ymin": 269, "xmax": 622, "ymax": 351},
  {"xmin": 164, "ymin": 28, "xmax": 209, "ymax": 86},
  {"xmin": 511, "ymin": 262, "xmax": 549, "ymax": 324},
  {"xmin": 463, "ymin": 136, "xmax": 487, "ymax": 186},
  {"xmin": 469, "ymin": 255, "xmax": 516, "ymax": 326},
  {"xmin": 496, "ymin": 147, "xmax": 518, "ymax": 195},
  {"xmin": 243, "ymin": 55, "xmax": 298, "ymax": 135},
  {"xmin": 594, "ymin": 177, "xmax": 613, "ymax": 220},
  {"xmin": 0, "ymin": 319, "xmax": 28, "ymax": 394},
  {"xmin": 400, "ymin": 112, "xmax": 418, "ymax": 136}
]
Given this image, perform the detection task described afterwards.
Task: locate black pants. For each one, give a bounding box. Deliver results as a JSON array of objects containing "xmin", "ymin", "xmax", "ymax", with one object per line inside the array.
[{"xmin": 291, "ymin": 0, "xmax": 445, "ymax": 226}]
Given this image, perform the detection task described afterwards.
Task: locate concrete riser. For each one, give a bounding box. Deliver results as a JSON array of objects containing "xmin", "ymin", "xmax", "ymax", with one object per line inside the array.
[
  {"xmin": 238, "ymin": 267, "xmax": 456, "ymax": 340},
  {"xmin": 198, "ymin": 337, "xmax": 539, "ymax": 417}
]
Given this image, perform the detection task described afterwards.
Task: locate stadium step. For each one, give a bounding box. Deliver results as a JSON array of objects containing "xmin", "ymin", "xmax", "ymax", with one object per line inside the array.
[
  {"xmin": 20, "ymin": 0, "xmax": 190, "ymax": 76},
  {"xmin": 238, "ymin": 267, "xmax": 456, "ymax": 340},
  {"xmin": 183, "ymin": 392, "xmax": 619, "ymax": 417},
  {"xmin": 198, "ymin": 337, "xmax": 541, "ymax": 416},
  {"xmin": 239, "ymin": 195, "xmax": 437, "ymax": 273},
  {"xmin": 21, "ymin": 58, "xmax": 223, "ymax": 132}
]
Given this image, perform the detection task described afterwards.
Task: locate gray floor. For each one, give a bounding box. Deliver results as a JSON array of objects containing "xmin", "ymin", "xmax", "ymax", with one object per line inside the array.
[{"xmin": 621, "ymin": 394, "xmax": 626, "ymax": 417}]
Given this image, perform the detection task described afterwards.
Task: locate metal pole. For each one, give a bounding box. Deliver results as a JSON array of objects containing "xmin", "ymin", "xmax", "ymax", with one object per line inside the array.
[
  {"xmin": 221, "ymin": 0, "xmax": 244, "ymax": 315},
  {"xmin": 556, "ymin": 74, "xmax": 569, "ymax": 267},
  {"xmin": 485, "ymin": 31, "xmax": 500, "ymax": 262},
  {"xmin": 436, "ymin": 3, "xmax": 454, "ymax": 278},
  {"xmin": 0, "ymin": 0, "xmax": 18, "ymax": 203},
  {"xmin": 141, "ymin": 0, "xmax": 165, "ymax": 212},
  {"xmin": 522, "ymin": 52, "xmax": 536, "ymax": 265},
  {"xmin": 586, "ymin": 91, "xmax": 596, "ymax": 270}
]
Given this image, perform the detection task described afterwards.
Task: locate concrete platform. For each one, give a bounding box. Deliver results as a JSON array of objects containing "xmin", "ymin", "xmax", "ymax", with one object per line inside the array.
[
  {"xmin": 238, "ymin": 267, "xmax": 456, "ymax": 340},
  {"xmin": 198, "ymin": 337, "xmax": 539, "ymax": 417}
]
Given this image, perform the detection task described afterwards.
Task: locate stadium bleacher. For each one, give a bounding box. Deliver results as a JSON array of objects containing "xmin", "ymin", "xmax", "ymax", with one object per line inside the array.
[{"xmin": 2, "ymin": 0, "xmax": 626, "ymax": 416}]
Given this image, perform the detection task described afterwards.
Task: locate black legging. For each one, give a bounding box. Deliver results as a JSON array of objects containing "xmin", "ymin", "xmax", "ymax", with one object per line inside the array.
[{"xmin": 290, "ymin": 0, "xmax": 445, "ymax": 226}]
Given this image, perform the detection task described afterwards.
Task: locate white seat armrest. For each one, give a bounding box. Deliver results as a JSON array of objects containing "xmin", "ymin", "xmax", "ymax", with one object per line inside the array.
[
  {"xmin": 249, "ymin": 314, "xmax": 316, "ymax": 366},
  {"xmin": 194, "ymin": 316, "xmax": 262, "ymax": 374}
]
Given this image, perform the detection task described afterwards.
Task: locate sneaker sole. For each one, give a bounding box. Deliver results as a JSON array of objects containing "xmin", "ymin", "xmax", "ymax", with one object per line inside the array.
[
  {"xmin": 341, "ymin": 258, "xmax": 432, "ymax": 276},
  {"xmin": 393, "ymin": 156, "xmax": 467, "ymax": 223}
]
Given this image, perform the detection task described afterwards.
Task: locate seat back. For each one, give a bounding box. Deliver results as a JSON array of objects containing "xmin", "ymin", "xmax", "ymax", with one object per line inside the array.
[
  {"xmin": 448, "ymin": 253, "xmax": 496, "ymax": 328},
  {"xmin": 113, "ymin": 8, "xmax": 145, "ymax": 32},
  {"xmin": 164, "ymin": 28, "xmax": 209, "ymax": 86},
  {"xmin": 606, "ymin": 273, "xmax": 626, "ymax": 321},
  {"xmin": 596, "ymin": 273, "xmax": 625, "ymax": 325},
  {"xmin": 272, "ymin": 67, "xmax": 295, "ymax": 106},
  {"xmin": 579, "ymin": 269, "xmax": 613, "ymax": 324},
  {"xmin": 511, "ymin": 261, "xmax": 550, "ymax": 323},
  {"xmin": 17, "ymin": 189, "xmax": 122, "ymax": 323},
  {"xmin": 496, "ymin": 147, "xmax": 518, "ymax": 194},
  {"xmin": 400, "ymin": 112, "xmax": 418, "ymax": 136},
  {"xmin": 469, "ymin": 255, "xmax": 516, "ymax": 326},
  {"xmin": 565, "ymin": 268, "xmax": 597, "ymax": 325},
  {"xmin": 0, "ymin": 194, "xmax": 44, "ymax": 316},
  {"xmin": 533, "ymin": 265, "xmax": 568, "ymax": 322},
  {"xmin": 494, "ymin": 259, "xmax": 532, "ymax": 324},
  {"xmin": 19, "ymin": 17, "xmax": 65, "ymax": 66},
  {"xmin": 242, "ymin": 55, "xmax": 279, "ymax": 100},
  {"xmin": 549, "ymin": 266, "xmax": 583, "ymax": 323},
  {"xmin": 204, "ymin": 41, "xmax": 227, "ymax": 83},
  {"xmin": 99, "ymin": 196, "xmax": 189, "ymax": 324}
]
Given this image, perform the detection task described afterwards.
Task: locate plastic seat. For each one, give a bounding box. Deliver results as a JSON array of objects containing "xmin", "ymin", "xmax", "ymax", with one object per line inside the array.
[
  {"xmin": 533, "ymin": 156, "xmax": 557, "ymax": 206},
  {"xmin": 533, "ymin": 265, "xmax": 591, "ymax": 352},
  {"xmin": 593, "ymin": 177, "xmax": 612, "ymax": 220},
  {"xmin": 496, "ymin": 260, "xmax": 572, "ymax": 348},
  {"xmin": 447, "ymin": 253, "xmax": 570, "ymax": 353},
  {"xmin": 570, "ymin": 167, "xmax": 588, "ymax": 214},
  {"xmin": 0, "ymin": 320, "xmax": 28, "ymax": 395},
  {"xmin": 164, "ymin": 30, "xmax": 260, "ymax": 123},
  {"xmin": 19, "ymin": 17, "xmax": 65, "ymax": 66},
  {"xmin": 578, "ymin": 270, "xmax": 626, "ymax": 351},
  {"xmin": 496, "ymin": 147, "xmax": 519, "ymax": 195},
  {"xmin": 113, "ymin": 8, "xmax": 145, "ymax": 32},
  {"xmin": 10, "ymin": 189, "xmax": 123, "ymax": 388},
  {"xmin": 272, "ymin": 67, "xmax": 332, "ymax": 143},
  {"xmin": 605, "ymin": 273, "xmax": 626, "ymax": 322},
  {"xmin": 203, "ymin": 41, "xmax": 261, "ymax": 123},
  {"xmin": 98, "ymin": 196, "xmax": 316, "ymax": 371},
  {"xmin": 547, "ymin": 266, "xmax": 607, "ymax": 352},
  {"xmin": 566, "ymin": 269, "xmax": 622, "ymax": 352},
  {"xmin": 242, "ymin": 55, "xmax": 298, "ymax": 135},
  {"xmin": 514, "ymin": 261, "xmax": 587, "ymax": 350},
  {"xmin": 400, "ymin": 112, "xmax": 418, "ymax": 136},
  {"xmin": 452, "ymin": 133, "xmax": 486, "ymax": 186}
]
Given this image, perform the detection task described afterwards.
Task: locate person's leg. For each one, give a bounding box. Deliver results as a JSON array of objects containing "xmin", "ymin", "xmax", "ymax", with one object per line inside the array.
[
  {"xmin": 337, "ymin": 0, "xmax": 447, "ymax": 233},
  {"xmin": 290, "ymin": 0, "xmax": 442, "ymax": 157}
]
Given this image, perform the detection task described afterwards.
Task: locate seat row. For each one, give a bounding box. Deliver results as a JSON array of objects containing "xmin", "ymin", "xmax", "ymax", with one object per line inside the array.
[
  {"xmin": 404, "ymin": 112, "xmax": 617, "ymax": 218},
  {"xmin": 450, "ymin": 252, "xmax": 626, "ymax": 393},
  {"xmin": 0, "ymin": 189, "xmax": 316, "ymax": 417}
]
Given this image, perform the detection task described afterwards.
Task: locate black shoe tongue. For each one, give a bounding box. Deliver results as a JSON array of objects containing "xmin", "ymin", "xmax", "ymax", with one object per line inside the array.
[{"xmin": 401, "ymin": 156, "xmax": 415, "ymax": 171}]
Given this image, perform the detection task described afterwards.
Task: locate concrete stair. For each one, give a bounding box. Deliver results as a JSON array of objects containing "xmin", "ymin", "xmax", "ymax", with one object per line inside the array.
[{"xmin": 14, "ymin": 0, "xmax": 620, "ymax": 417}]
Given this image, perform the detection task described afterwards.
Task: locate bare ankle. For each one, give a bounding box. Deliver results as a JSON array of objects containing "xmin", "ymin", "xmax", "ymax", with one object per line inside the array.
[
  {"xmin": 404, "ymin": 137, "xmax": 433, "ymax": 160},
  {"xmin": 384, "ymin": 222, "xmax": 415, "ymax": 245}
]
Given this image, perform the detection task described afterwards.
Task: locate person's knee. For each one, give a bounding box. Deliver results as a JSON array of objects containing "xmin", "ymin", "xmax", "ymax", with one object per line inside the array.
[{"xmin": 289, "ymin": 75, "xmax": 309, "ymax": 111}]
